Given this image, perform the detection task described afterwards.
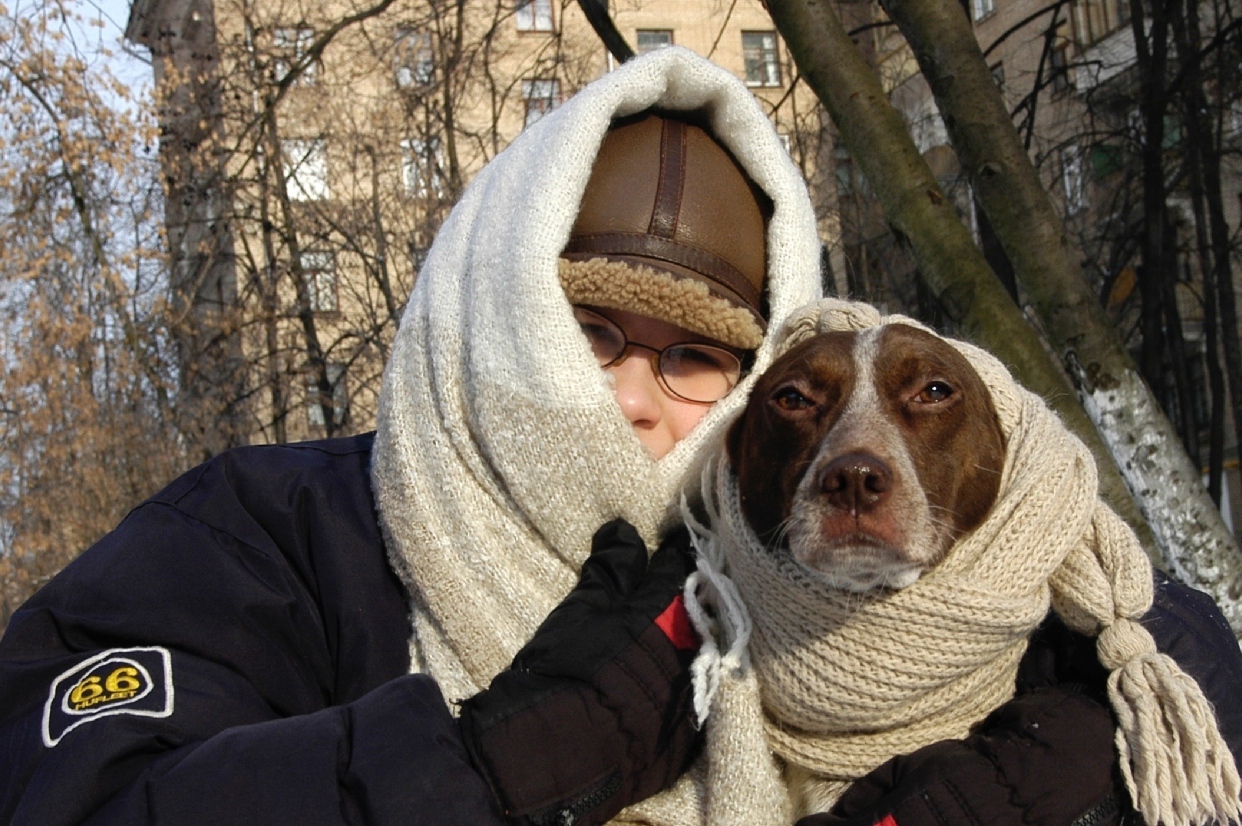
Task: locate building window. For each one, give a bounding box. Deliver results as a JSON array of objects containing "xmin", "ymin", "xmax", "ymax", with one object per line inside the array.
[
  {"xmin": 401, "ymin": 137, "xmax": 445, "ymax": 198},
  {"xmin": 515, "ymin": 0, "xmax": 553, "ymax": 32},
  {"xmin": 742, "ymin": 31, "xmax": 781, "ymax": 87},
  {"xmin": 273, "ymin": 26, "xmax": 317, "ymax": 84},
  {"xmin": 990, "ymin": 62, "xmax": 1006, "ymax": 92},
  {"xmin": 1050, "ymin": 42, "xmax": 1071, "ymax": 93},
  {"xmin": 394, "ymin": 28, "xmax": 435, "ymax": 89},
  {"xmin": 283, "ymin": 138, "xmax": 329, "ymax": 201},
  {"xmin": 301, "ymin": 250, "xmax": 337, "ymax": 313},
  {"xmin": 522, "ymin": 79, "xmax": 560, "ymax": 129},
  {"xmin": 636, "ymin": 29, "xmax": 673, "ymax": 54},
  {"xmin": 307, "ymin": 363, "xmax": 347, "ymax": 428},
  {"xmin": 408, "ymin": 240, "xmax": 429, "ymax": 273},
  {"xmin": 971, "ymin": 0, "xmax": 995, "ymax": 21},
  {"xmin": 1061, "ymin": 145, "xmax": 1086, "ymax": 213},
  {"xmin": 834, "ymin": 144, "xmax": 857, "ymax": 198},
  {"xmin": 1229, "ymin": 98, "xmax": 1242, "ymax": 135},
  {"xmin": 1072, "ymin": 0, "xmax": 1129, "ymax": 46}
]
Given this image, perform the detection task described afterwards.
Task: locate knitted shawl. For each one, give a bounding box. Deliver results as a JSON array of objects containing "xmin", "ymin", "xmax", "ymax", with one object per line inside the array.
[
  {"xmin": 687, "ymin": 298, "xmax": 1242, "ymax": 826},
  {"xmin": 370, "ymin": 47, "xmax": 822, "ymax": 825}
]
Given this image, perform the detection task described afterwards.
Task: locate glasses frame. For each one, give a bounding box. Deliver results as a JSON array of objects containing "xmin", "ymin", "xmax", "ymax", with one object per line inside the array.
[{"xmin": 572, "ymin": 305, "xmax": 744, "ymax": 404}]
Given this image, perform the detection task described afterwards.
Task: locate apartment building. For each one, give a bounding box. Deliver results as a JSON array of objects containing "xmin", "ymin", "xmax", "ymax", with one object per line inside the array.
[
  {"xmin": 124, "ymin": 0, "xmax": 830, "ymax": 449},
  {"xmin": 857, "ymin": 0, "xmax": 1242, "ymax": 524}
]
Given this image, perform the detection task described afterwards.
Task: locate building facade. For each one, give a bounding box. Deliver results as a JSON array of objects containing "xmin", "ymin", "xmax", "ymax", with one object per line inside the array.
[{"xmin": 125, "ymin": 0, "xmax": 833, "ymax": 449}]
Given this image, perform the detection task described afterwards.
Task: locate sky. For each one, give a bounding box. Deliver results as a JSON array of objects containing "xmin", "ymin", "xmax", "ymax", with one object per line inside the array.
[{"xmin": 76, "ymin": 0, "xmax": 152, "ymax": 95}]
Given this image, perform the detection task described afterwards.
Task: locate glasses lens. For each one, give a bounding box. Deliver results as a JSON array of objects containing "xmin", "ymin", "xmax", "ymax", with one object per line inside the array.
[
  {"xmin": 660, "ymin": 345, "xmax": 742, "ymax": 403},
  {"xmin": 573, "ymin": 306, "xmax": 626, "ymax": 366}
]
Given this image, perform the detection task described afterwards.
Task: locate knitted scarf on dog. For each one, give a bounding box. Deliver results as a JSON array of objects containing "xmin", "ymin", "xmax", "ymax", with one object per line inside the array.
[
  {"xmin": 370, "ymin": 48, "xmax": 822, "ymax": 826},
  {"xmin": 686, "ymin": 298, "xmax": 1242, "ymax": 826}
]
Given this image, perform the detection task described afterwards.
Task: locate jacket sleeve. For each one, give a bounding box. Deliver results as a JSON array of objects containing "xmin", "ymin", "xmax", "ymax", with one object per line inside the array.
[
  {"xmin": 0, "ymin": 444, "xmax": 505, "ymax": 826},
  {"xmin": 1146, "ymin": 569, "xmax": 1242, "ymax": 763}
]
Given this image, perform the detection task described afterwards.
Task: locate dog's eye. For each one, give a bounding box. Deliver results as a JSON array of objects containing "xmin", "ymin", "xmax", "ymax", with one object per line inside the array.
[
  {"xmin": 772, "ymin": 386, "xmax": 815, "ymax": 411},
  {"xmin": 916, "ymin": 381, "xmax": 955, "ymax": 404}
]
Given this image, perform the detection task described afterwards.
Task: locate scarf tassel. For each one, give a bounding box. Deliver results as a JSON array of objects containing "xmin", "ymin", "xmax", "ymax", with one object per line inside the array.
[{"xmin": 1101, "ymin": 619, "xmax": 1242, "ymax": 826}]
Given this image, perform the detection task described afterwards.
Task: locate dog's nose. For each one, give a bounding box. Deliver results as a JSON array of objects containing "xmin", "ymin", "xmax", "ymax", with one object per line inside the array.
[{"xmin": 818, "ymin": 452, "xmax": 893, "ymax": 515}]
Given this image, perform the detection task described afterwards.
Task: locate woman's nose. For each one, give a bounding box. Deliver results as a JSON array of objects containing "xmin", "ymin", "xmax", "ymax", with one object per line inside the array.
[{"xmin": 607, "ymin": 353, "xmax": 664, "ymax": 429}]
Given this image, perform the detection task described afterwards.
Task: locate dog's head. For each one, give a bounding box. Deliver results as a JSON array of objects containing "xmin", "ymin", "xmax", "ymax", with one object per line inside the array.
[{"xmin": 727, "ymin": 324, "xmax": 1006, "ymax": 591}]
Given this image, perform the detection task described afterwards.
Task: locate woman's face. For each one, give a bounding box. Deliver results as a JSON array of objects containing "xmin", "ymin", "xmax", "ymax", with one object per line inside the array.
[{"xmin": 584, "ymin": 307, "xmax": 743, "ymax": 460}]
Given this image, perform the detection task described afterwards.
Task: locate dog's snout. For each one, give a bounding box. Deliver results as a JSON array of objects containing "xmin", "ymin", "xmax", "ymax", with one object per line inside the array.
[{"xmin": 818, "ymin": 452, "xmax": 893, "ymax": 515}]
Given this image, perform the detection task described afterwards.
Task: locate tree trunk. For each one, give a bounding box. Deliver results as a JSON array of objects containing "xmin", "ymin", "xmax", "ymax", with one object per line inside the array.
[
  {"xmin": 1185, "ymin": 154, "xmax": 1225, "ymax": 503},
  {"xmin": 870, "ymin": 0, "xmax": 1242, "ymax": 627},
  {"xmin": 1132, "ymin": 0, "xmax": 1173, "ymax": 422},
  {"xmin": 1178, "ymin": 0, "xmax": 1242, "ymax": 476},
  {"xmin": 764, "ymin": 0, "xmax": 1156, "ymax": 557}
]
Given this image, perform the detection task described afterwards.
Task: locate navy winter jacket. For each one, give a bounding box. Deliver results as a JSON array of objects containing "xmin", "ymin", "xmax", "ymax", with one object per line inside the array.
[
  {"xmin": 1, "ymin": 433, "xmax": 1240, "ymax": 825},
  {"xmin": 0, "ymin": 434, "xmax": 503, "ymax": 825}
]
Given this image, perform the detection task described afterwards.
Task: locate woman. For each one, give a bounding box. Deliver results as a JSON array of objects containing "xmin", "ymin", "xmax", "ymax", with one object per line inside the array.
[
  {"xmin": 0, "ymin": 47, "xmax": 821, "ymax": 825},
  {"xmin": 1, "ymin": 46, "xmax": 1237, "ymax": 826}
]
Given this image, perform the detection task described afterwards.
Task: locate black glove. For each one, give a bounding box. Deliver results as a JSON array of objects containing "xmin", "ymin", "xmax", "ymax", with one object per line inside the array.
[
  {"xmin": 797, "ymin": 686, "xmax": 1127, "ymax": 826},
  {"xmin": 459, "ymin": 519, "xmax": 701, "ymax": 826}
]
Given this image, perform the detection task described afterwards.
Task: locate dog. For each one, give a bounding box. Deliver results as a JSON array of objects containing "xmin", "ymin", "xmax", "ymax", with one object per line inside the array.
[
  {"xmin": 727, "ymin": 323, "xmax": 1006, "ymax": 592},
  {"xmin": 705, "ymin": 320, "xmax": 1233, "ymax": 826},
  {"xmin": 721, "ymin": 322, "xmax": 1010, "ymax": 815}
]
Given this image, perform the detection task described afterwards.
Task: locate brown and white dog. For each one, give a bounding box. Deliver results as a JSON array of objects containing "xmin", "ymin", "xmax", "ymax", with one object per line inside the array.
[
  {"xmin": 727, "ymin": 324, "xmax": 1007, "ymax": 592},
  {"xmin": 700, "ymin": 318, "xmax": 1237, "ymax": 826}
]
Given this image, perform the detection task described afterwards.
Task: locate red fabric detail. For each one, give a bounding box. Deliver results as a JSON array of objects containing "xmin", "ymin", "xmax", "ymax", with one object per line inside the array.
[
  {"xmin": 875, "ymin": 814, "xmax": 898, "ymax": 826},
  {"xmin": 654, "ymin": 594, "xmax": 699, "ymax": 650}
]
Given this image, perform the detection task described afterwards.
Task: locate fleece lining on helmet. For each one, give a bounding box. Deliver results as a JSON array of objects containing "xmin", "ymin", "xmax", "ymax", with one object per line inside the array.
[{"xmin": 559, "ymin": 258, "xmax": 764, "ymax": 350}]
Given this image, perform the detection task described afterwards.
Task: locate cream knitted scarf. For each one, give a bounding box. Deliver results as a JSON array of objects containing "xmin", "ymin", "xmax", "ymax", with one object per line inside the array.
[
  {"xmin": 688, "ymin": 298, "xmax": 1242, "ymax": 826},
  {"xmin": 370, "ymin": 48, "xmax": 822, "ymax": 825}
]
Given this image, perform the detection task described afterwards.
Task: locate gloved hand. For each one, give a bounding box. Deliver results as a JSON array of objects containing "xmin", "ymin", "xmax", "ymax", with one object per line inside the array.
[
  {"xmin": 459, "ymin": 519, "xmax": 701, "ymax": 826},
  {"xmin": 796, "ymin": 686, "xmax": 1125, "ymax": 826}
]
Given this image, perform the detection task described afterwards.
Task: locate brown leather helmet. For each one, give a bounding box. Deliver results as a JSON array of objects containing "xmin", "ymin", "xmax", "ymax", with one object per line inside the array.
[{"xmin": 559, "ymin": 111, "xmax": 772, "ymax": 350}]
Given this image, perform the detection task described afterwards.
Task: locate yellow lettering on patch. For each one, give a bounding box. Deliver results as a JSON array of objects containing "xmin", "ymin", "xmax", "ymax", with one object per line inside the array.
[
  {"xmin": 68, "ymin": 676, "xmax": 103, "ymax": 707},
  {"xmin": 67, "ymin": 667, "xmax": 149, "ymax": 712},
  {"xmin": 105, "ymin": 667, "xmax": 141, "ymax": 693}
]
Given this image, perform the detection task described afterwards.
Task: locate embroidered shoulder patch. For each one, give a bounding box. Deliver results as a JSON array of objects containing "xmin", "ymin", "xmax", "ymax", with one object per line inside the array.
[{"xmin": 42, "ymin": 646, "xmax": 174, "ymax": 747}]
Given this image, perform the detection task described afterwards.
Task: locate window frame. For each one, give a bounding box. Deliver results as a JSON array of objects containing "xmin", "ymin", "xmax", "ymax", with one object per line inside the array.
[
  {"xmin": 306, "ymin": 363, "xmax": 348, "ymax": 428},
  {"xmin": 273, "ymin": 25, "xmax": 317, "ymax": 85},
  {"xmin": 522, "ymin": 78, "xmax": 561, "ymax": 129},
  {"xmin": 1049, "ymin": 41, "xmax": 1072, "ymax": 93},
  {"xmin": 971, "ymin": 0, "xmax": 995, "ymax": 22},
  {"xmin": 1060, "ymin": 145, "xmax": 1087, "ymax": 214},
  {"xmin": 394, "ymin": 27, "xmax": 435, "ymax": 89},
  {"xmin": 636, "ymin": 29, "xmax": 674, "ymax": 54},
  {"xmin": 401, "ymin": 136, "xmax": 446, "ymax": 199},
  {"xmin": 515, "ymin": 0, "xmax": 554, "ymax": 32},
  {"xmin": 301, "ymin": 249, "xmax": 338, "ymax": 313},
  {"xmin": 1071, "ymin": 0, "xmax": 1130, "ymax": 47},
  {"xmin": 283, "ymin": 138, "xmax": 329, "ymax": 201},
  {"xmin": 742, "ymin": 31, "xmax": 782, "ymax": 88}
]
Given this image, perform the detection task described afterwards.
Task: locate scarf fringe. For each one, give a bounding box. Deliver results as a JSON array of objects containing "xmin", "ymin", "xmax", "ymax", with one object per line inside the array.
[
  {"xmin": 682, "ymin": 460, "xmax": 753, "ymax": 727},
  {"xmin": 1103, "ymin": 622, "xmax": 1242, "ymax": 826}
]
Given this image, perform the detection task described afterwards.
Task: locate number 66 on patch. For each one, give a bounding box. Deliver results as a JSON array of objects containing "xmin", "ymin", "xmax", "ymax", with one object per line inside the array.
[{"xmin": 42, "ymin": 647, "xmax": 173, "ymax": 747}]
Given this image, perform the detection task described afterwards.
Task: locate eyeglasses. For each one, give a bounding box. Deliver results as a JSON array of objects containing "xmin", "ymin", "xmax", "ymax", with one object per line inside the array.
[{"xmin": 573, "ymin": 306, "xmax": 743, "ymax": 404}]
